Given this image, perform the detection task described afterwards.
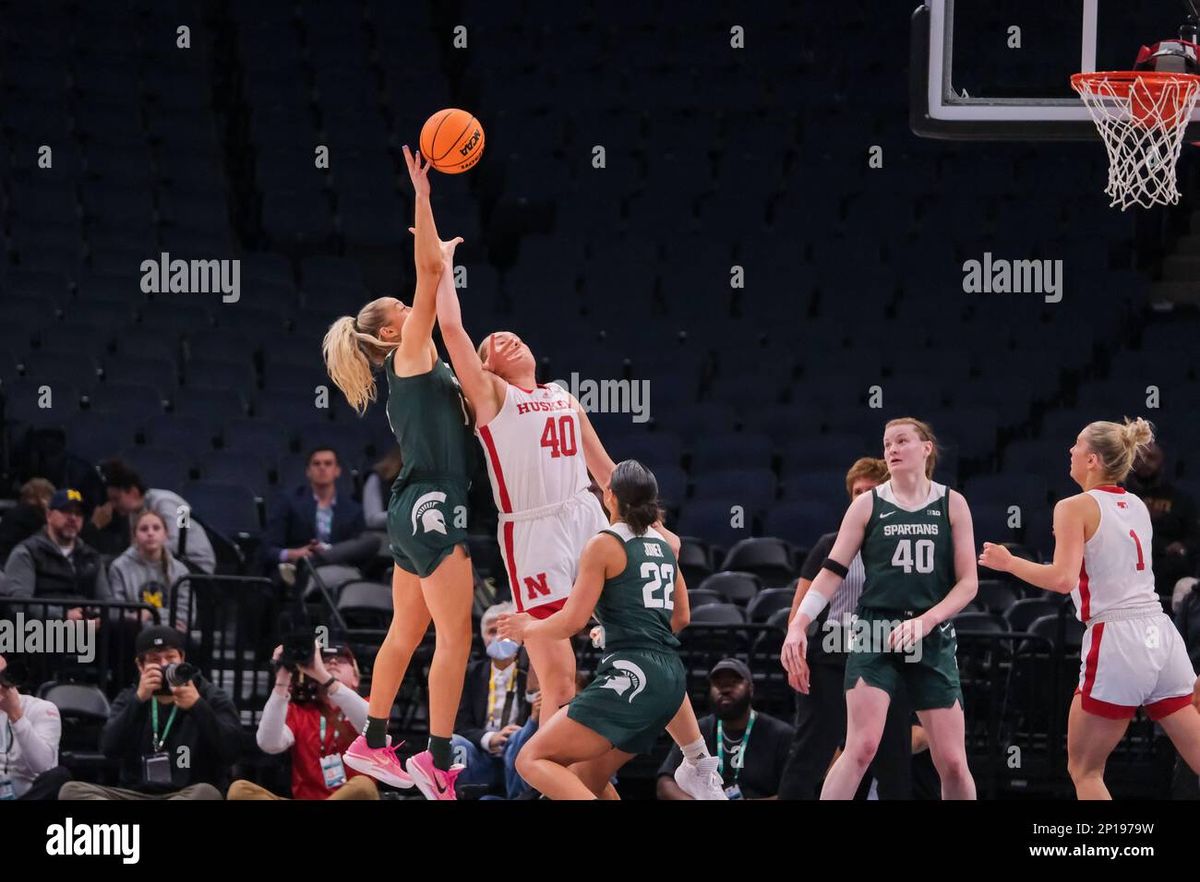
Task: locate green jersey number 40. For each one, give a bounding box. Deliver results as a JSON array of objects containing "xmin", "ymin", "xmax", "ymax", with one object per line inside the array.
[
  {"xmin": 891, "ymin": 539, "xmax": 936, "ymax": 574},
  {"xmin": 640, "ymin": 562, "xmax": 676, "ymax": 609}
]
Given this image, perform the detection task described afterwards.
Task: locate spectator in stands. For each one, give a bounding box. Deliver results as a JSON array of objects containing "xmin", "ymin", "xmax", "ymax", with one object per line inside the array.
[
  {"xmin": 0, "ymin": 489, "xmax": 109, "ymax": 620},
  {"xmin": 362, "ymin": 445, "xmax": 403, "ymax": 531},
  {"xmin": 1127, "ymin": 441, "xmax": 1200, "ymax": 595},
  {"xmin": 227, "ymin": 643, "xmax": 378, "ymax": 800},
  {"xmin": 0, "ymin": 478, "xmax": 55, "ymax": 564},
  {"xmin": 0, "ymin": 653, "xmax": 70, "ymax": 800},
  {"xmin": 776, "ymin": 456, "xmax": 915, "ymax": 800},
  {"xmin": 109, "ymin": 510, "xmax": 191, "ymax": 631},
  {"xmin": 91, "ymin": 459, "xmax": 216, "ymax": 575},
  {"xmin": 451, "ymin": 602, "xmax": 535, "ymax": 797},
  {"xmin": 656, "ymin": 659, "xmax": 794, "ymax": 800},
  {"xmin": 58, "ymin": 627, "xmax": 242, "ymax": 800},
  {"xmin": 262, "ymin": 446, "xmax": 379, "ymax": 587}
]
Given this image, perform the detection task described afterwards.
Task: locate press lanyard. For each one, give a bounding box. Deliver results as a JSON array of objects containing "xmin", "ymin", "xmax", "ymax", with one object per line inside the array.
[
  {"xmin": 318, "ymin": 712, "xmax": 343, "ymax": 757},
  {"xmin": 1, "ymin": 721, "xmax": 11, "ymax": 776},
  {"xmin": 487, "ymin": 665, "xmax": 517, "ymax": 728},
  {"xmin": 716, "ymin": 711, "xmax": 756, "ymax": 781},
  {"xmin": 150, "ymin": 700, "xmax": 179, "ymax": 753}
]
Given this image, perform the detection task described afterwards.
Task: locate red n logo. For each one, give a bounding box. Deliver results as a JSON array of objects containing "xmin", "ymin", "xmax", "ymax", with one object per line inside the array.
[{"xmin": 524, "ymin": 573, "xmax": 551, "ymax": 600}]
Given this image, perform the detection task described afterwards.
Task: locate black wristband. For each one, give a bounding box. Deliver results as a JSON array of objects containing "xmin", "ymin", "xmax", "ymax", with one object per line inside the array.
[
  {"xmin": 321, "ymin": 676, "xmax": 337, "ymax": 689},
  {"xmin": 822, "ymin": 557, "xmax": 849, "ymax": 578}
]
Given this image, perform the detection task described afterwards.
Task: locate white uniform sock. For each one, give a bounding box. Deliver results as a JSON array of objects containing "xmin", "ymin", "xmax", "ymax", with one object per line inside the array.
[{"xmin": 682, "ymin": 738, "xmax": 709, "ymax": 764}]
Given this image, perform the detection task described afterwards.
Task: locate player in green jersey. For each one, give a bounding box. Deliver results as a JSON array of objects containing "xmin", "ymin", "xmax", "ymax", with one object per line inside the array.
[
  {"xmin": 781, "ymin": 417, "xmax": 979, "ymax": 800},
  {"xmin": 323, "ymin": 146, "xmax": 473, "ymax": 799},
  {"xmin": 497, "ymin": 460, "xmax": 696, "ymax": 800}
]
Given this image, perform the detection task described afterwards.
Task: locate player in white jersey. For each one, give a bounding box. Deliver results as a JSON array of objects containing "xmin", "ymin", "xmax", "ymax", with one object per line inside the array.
[
  {"xmin": 435, "ymin": 274, "xmax": 726, "ymax": 799},
  {"xmin": 980, "ymin": 418, "xmax": 1200, "ymax": 799}
]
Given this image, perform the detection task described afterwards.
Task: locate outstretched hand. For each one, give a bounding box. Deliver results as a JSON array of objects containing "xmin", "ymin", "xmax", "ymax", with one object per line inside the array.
[{"xmin": 402, "ymin": 145, "xmax": 432, "ymax": 197}]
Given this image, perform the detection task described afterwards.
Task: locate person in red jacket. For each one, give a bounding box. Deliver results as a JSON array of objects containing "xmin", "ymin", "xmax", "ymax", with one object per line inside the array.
[{"xmin": 229, "ymin": 643, "xmax": 378, "ymax": 800}]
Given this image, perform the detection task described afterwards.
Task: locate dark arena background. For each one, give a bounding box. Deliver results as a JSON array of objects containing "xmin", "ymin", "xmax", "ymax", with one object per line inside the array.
[{"xmin": 2, "ymin": 0, "xmax": 1200, "ymax": 856}]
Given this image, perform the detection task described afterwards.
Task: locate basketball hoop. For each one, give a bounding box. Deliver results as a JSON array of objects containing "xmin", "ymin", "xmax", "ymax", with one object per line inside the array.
[{"xmin": 1071, "ymin": 71, "xmax": 1200, "ymax": 210}]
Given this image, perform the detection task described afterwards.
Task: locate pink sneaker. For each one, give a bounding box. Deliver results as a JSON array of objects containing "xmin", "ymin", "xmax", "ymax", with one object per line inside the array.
[
  {"xmin": 405, "ymin": 750, "xmax": 463, "ymax": 801},
  {"xmin": 342, "ymin": 736, "xmax": 414, "ymax": 789}
]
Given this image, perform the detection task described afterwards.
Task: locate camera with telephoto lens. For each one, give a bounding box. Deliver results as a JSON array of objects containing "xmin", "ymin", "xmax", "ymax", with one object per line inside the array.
[
  {"xmin": 156, "ymin": 662, "xmax": 199, "ymax": 695},
  {"xmin": 277, "ymin": 628, "xmax": 318, "ymax": 673}
]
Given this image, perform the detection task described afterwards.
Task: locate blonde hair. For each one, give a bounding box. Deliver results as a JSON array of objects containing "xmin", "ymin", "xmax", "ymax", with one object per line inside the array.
[
  {"xmin": 844, "ymin": 457, "xmax": 888, "ymax": 499},
  {"xmin": 20, "ymin": 477, "xmax": 55, "ymax": 506},
  {"xmin": 884, "ymin": 417, "xmax": 939, "ymax": 478},
  {"xmin": 1080, "ymin": 417, "xmax": 1155, "ymax": 483},
  {"xmin": 322, "ymin": 298, "xmax": 400, "ymax": 415},
  {"xmin": 133, "ymin": 509, "xmax": 173, "ymax": 583}
]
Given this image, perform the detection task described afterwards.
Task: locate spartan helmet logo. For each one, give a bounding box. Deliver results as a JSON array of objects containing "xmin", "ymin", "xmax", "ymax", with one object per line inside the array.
[
  {"xmin": 411, "ymin": 491, "xmax": 448, "ymax": 536},
  {"xmin": 598, "ymin": 659, "xmax": 647, "ymax": 703}
]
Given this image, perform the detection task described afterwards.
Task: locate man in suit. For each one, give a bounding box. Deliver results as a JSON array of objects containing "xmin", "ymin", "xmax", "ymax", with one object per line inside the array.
[
  {"xmin": 452, "ymin": 602, "xmax": 541, "ymax": 798},
  {"xmin": 262, "ymin": 447, "xmax": 380, "ymax": 588}
]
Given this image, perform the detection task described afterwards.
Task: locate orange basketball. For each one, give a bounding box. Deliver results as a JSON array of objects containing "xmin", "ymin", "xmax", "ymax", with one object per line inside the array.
[{"xmin": 419, "ymin": 108, "xmax": 485, "ymax": 174}]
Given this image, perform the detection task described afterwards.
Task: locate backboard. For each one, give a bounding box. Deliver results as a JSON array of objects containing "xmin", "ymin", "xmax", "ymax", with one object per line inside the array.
[{"xmin": 911, "ymin": 0, "xmax": 1200, "ymax": 139}]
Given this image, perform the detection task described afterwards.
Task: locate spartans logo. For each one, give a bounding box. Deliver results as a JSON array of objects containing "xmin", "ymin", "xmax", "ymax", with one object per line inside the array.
[
  {"xmin": 598, "ymin": 659, "xmax": 647, "ymax": 703},
  {"xmin": 411, "ymin": 491, "xmax": 448, "ymax": 536}
]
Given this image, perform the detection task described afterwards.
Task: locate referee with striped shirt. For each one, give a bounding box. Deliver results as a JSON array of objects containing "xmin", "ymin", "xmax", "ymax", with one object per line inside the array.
[{"xmin": 777, "ymin": 457, "xmax": 915, "ymax": 800}]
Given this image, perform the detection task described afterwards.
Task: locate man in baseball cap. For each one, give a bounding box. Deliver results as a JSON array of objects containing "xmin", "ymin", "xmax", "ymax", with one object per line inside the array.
[
  {"xmin": 657, "ymin": 658, "xmax": 796, "ymax": 801},
  {"xmin": 58, "ymin": 624, "xmax": 242, "ymax": 800},
  {"xmin": 0, "ymin": 487, "xmax": 107, "ymax": 616}
]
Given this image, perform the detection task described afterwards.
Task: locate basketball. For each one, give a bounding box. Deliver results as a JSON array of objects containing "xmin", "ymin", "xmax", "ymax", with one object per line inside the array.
[{"xmin": 419, "ymin": 108, "xmax": 485, "ymax": 174}]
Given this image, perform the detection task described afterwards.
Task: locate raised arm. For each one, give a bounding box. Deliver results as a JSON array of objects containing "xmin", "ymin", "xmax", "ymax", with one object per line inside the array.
[
  {"xmin": 396, "ymin": 145, "xmax": 453, "ymax": 367},
  {"xmin": 979, "ymin": 495, "xmax": 1091, "ymax": 594},
  {"xmin": 435, "ymin": 252, "xmax": 506, "ymax": 422},
  {"xmin": 571, "ymin": 396, "xmax": 617, "ymax": 491}
]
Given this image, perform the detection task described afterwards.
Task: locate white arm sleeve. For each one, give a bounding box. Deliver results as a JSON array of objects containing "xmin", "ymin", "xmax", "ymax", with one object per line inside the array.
[
  {"xmin": 255, "ymin": 690, "xmax": 296, "ymax": 754},
  {"xmin": 327, "ymin": 684, "xmax": 370, "ymax": 734}
]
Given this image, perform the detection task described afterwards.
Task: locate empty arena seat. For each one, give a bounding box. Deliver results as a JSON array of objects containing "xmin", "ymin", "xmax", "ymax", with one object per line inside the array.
[
  {"xmin": 688, "ymin": 603, "xmax": 747, "ymax": 625},
  {"xmin": 690, "ymin": 432, "xmax": 774, "ymax": 471},
  {"xmin": 691, "ymin": 469, "xmax": 778, "ymax": 513},
  {"xmin": 974, "ymin": 579, "xmax": 1022, "ymax": 614},
  {"xmin": 182, "ymin": 480, "xmax": 263, "ymax": 537},
  {"xmin": 746, "ymin": 586, "xmax": 795, "ymax": 623},
  {"xmin": 720, "ymin": 537, "xmax": 795, "ymax": 587},
  {"xmin": 952, "ymin": 611, "xmax": 1009, "ymax": 633},
  {"xmin": 697, "ymin": 572, "xmax": 762, "ymax": 606},
  {"xmin": 686, "ymin": 588, "xmax": 723, "ymax": 609},
  {"xmin": 1004, "ymin": 597, "xmax": 1069, "ymax": 633},
  {"xmin": 762, "ymin": 500, "xmax": 839, "ymax": 548}
]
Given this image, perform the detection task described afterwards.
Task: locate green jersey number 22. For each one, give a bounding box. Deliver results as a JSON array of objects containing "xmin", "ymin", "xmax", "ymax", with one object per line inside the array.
[{"xmin": 641, "ymin": 562, "xmax": 676, "ymax": 609}]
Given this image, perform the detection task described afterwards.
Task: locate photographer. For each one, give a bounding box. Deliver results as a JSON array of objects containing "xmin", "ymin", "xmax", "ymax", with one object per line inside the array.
[
  {"xmin": 227, "ymin": 637, "xmax": 378, "ymax": 800},
  {"xmin": 0, "ymin": 654, "xmax": 70, "ymax": 800},
  {"xmin": 58, "ymin": 627, "xmax": 242, "ymax": 800}
]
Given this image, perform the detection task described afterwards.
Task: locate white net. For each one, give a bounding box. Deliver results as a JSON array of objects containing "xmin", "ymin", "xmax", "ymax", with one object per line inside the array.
[{"xmin": 1071, "ymin": 72, "xmax": 1200, "ymax": 210}]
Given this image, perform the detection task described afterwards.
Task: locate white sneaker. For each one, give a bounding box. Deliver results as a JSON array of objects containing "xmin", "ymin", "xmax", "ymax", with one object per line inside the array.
[{"xmin": 674, "ymin": 755, "xmax": 728, "ymax": 800}]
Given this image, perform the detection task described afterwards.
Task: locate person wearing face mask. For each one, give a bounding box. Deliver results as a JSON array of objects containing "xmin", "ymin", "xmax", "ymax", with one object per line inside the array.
[
  {"xmin": 656, "ymin": 659, "xmax": 795, "ymax": 800},
  {"xmin": 451, "ymin": 602, "xmax": 536, "ymax": 797}
]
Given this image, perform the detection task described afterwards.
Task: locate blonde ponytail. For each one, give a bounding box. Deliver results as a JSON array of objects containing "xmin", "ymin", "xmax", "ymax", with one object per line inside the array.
[
  {"xmin": 322, "ymin": 298, "xmax": 400, "ymax": 416},
  {"xmin": 1080, "ymin": 417, "xmax": 1155, "ymax": 483}
]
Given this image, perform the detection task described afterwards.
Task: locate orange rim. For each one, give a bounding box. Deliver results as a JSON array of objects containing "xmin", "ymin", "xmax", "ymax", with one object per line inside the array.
[{"xmin": 1071, "ymin": 70, "xmax": 1200, "ymax": 99}]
